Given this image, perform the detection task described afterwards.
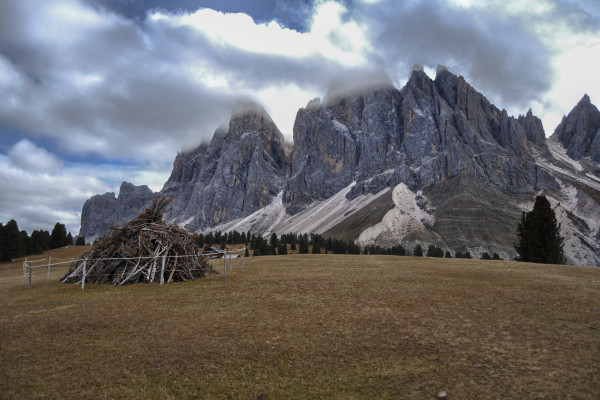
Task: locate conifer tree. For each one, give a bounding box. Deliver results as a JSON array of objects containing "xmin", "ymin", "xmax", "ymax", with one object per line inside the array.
[
  {"xmin": 312, "ymin": 242, "xmax": 320, "ymax": 254},
  {"xmin": 514, "ymin": 195, "xmax": 565, "ymax": 264},
  {"xmin": 0, "ymin": 223, "xmax": 4, "ymax": 261},
  {"xmin": 50, "ymin": 223, "xmax": 68, "ymax": 249},
  {"xmin": 278, "ymin": 242, "xmax": 288, "ymax": 255},
  {"xmin": 270, "ymin": 232, "xmax": 278, "ymax": 249},
  {"xmin": 2, "ymin": 220, "xmax": 20, "ymax": 261},
  {"xmin": 298, "ymin": 237, "xmax": 309, "ymax": 254},
  {"xmin": 414, "ymin": 244, "xmax": 423, "ymax": 257}
]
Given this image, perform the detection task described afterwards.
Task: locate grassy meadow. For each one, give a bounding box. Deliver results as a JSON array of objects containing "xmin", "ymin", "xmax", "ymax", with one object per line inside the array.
[{"xmin": 1, "ymin": 248, "xmax": 599, "ymax": 399}]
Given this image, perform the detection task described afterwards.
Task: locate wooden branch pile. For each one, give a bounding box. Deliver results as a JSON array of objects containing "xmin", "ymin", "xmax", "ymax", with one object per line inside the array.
[{"xmin": 62, "ymin": 197, "xmax": 215, "ymax": 286}]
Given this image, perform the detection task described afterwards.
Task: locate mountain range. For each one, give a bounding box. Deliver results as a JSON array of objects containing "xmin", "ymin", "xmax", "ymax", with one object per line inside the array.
[{"xmin": 79, "ymin": 66, "xmax": 600, "ymax": 266}]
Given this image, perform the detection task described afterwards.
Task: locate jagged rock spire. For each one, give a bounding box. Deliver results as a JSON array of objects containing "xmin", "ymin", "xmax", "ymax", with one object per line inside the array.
[{"xmin": 552, "ymin": 94, "xmax": 600, "ymax": 160}]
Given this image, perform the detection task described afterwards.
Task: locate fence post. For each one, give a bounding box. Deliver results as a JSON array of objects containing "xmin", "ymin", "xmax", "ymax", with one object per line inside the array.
[
  {"xmin": 47, "ymin": 256, "xmax": 51, "ymax": 281},
  {"xmin": 160, "ymin": 255, "xmax": 166, "ymax": 287},
  {"xmin": 28, "ymin": 263, "xmax": 32, "ymax": 289},
  {"xmin": 242, "ymin": 248, "xmax": 245, "ymax": 272},
  {"xmin": 223, "ymin": 251, "xmax": 227, "ymax": 278},
  {"xmin": 228, "ymin": 250, "xmax": 232, "ymax": 271},
  {"xmin": 81, "ymin": 259, "xmax": 86, "ymax": 290},
  {"xmin": 23, "ymin": 258, "xmax": 27, "ymax": 287}
]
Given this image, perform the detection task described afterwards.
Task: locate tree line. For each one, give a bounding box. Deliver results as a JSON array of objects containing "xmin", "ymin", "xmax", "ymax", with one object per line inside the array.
[
  {"xmin": 196, "ymin": 230, "xmax": 505, "ymax": 259},
  {"xmin": 196, "ymin": 231, "xmax": 363, "ymax": 256},
  {"xmin": 0, "ymin": 220, "xmax": 79, "ymax": 262}
]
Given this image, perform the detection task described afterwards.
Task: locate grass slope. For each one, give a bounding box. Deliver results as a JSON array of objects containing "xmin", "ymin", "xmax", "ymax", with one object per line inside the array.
[{"xmin": 1, "ymin": 251, "xmax": 599, "ymax": 399}]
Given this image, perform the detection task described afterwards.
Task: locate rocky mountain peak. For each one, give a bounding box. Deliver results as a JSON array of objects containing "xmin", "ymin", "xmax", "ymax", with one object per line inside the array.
[
  {"xmin": 118, "ymin": 181, "xmax": 153, "ymax": 198},
  {"xmin": 579, "ymin": 93, "xmax": 591, "ymax": 105},
  {"xmin": 518, "ymin": 109, "xmax": 547, "ymax": 148},
  {"xmin": 79, "ymin": 182, "xmax": 155, "ymax": 243},
  {"xmin": 161, "ymin": 102, "xmax": 289, "ymax": 230},
  {"xmin": 229, "ymin": 103, "xmax": 282, "ymax": 143},
  {"xmin": 551, "ymin": 94, "xmax": 600, "ymax": 161},
  {"xmin": 405, "ymin": 67, "xmax": 433, "ymax": 93}
]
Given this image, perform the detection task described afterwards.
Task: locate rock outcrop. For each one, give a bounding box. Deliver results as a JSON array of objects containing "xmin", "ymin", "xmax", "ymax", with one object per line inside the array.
[
  {"xmin": 551, "ymin": 94, "xmax": 600, "ymax": 162},
  {"xmin": 285, "ymin": 66, "xmax": 557, "ymax": 210},
  {"xmin": 79, "ymin": 182, "xmax": 155, "ymax": 244},
  {"xmin": 518, "ymin": 109, "xmax": 547, "ymax": 148},
  {"xmin": 161, "ymin": 104, "xmax": 289, "ymax": 231}
]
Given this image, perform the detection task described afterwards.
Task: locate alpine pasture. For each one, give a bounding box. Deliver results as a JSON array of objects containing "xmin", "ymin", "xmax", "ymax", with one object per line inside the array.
[{"xmin": 1, "ymin": 248, "xmax": 599, "ymax": 399}]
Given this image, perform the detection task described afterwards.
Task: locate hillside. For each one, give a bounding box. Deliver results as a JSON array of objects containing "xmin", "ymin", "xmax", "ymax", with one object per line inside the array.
[{"xmin": 1, "ymin": 255, "xmax": 599, "ymax": 398}]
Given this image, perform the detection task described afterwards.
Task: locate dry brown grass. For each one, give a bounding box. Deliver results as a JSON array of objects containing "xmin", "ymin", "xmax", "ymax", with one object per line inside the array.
[{"xmin": 1, "ymin": 252, "xmax": 599, "ymax": 399}]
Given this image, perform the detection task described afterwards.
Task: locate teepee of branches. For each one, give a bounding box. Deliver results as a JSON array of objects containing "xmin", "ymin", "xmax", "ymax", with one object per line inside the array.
[{"xmin": 62, "ymin": 197, "xmax": 215, "ymax": 286}]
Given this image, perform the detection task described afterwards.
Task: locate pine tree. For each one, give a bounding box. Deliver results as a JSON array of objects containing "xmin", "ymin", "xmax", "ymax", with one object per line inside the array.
[
  {"xmin": 50, "ymin": 223, "xmax": 68, "ymax": 249},
  {"xmin": 0, "ymin": 223, "xmax": 4, "ymax": 261},
  {"xmin": 414, "ymin": 244, "xmax": 423, "ymax": 257},
  {"xmin": 19, "ymin": 230, "xmax": 30, "ymax": 257},
  {"xmin": 426, "ymin": 245, "xmax": 443, "ymax": 258},
  {"xmin": 3, "ymin": 220, "xmax": 21, "ymax": 261},
  {"xmin": 312, "ymin": 242, "xmax": 321, "ymax": 254},
  {"xmin": 270, "ymin": 233, "xmax": 278, "ymax": 249},
  {"xmin": 299, "ymin": 237, "xmax": 309, "ymax": 254},
  {"xmin": 347, "ymin": 240, "xmax": 360, "ymax": 254},
  {"xmin": 514, "ymin": 195, "xmax": 565, "ymax": 264}
]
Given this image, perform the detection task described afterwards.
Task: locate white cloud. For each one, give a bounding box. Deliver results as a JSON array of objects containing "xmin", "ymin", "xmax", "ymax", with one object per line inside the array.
[{"xmin": 7, "ymin": 139, "xmax": 64, "ymax": 173}]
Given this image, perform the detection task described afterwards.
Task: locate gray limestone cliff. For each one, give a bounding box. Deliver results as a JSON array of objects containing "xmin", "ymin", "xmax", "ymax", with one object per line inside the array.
[
  {"xmin": 79, "ymin": 182, "xmax": 155, "ymax": 243},
  {"xmin": 284, "ymin": 66, "xmax": 557, "ymax": 212},
  {"xmin": 551, "ymin": 94, "xmax": 600, "ymax": 162},
  {"xmin": 161, "ymin": 104, "xmax": 290, "ymax": 231},
  {"xmin": 78, "ymin": 68, "xmax": 600, "ymax": 265}
]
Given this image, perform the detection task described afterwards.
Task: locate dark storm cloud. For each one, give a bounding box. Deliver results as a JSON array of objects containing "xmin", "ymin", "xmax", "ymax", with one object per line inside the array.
[{"xmin": 352, "ymin": 0, "xmax": 552, "ymax": 110}]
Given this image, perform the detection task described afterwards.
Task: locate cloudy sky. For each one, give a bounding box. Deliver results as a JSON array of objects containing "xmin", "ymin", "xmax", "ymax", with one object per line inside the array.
[{"xmin": 1, "ymin": 0, "xmax": 599, "ymax": 236}]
